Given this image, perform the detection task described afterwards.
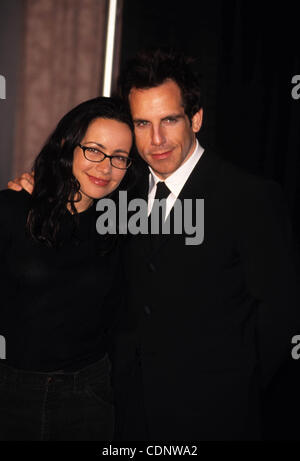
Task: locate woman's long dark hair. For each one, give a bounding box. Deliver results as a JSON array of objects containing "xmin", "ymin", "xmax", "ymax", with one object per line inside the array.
[{"xmin": 27, "ymin": 96, "xmax": 137, "ymax": 247}]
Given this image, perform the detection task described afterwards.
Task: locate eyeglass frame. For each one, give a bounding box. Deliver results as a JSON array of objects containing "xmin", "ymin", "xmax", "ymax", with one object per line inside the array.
[{"xmin": 77, "ymin": 143, "xmax": 133, "ymax": 170}]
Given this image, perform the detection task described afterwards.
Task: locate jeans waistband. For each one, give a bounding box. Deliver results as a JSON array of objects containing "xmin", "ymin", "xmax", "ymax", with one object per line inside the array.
[{"xmin": 0, "ymin": 354, "xmax": 111, "ymax": 391}]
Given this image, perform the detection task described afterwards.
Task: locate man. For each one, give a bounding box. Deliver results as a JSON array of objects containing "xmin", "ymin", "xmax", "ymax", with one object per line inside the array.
[
  {"xmin": 111, "ymin": 49, "xmax": 299, "ymax": 441},
  {"xmin": 9, "ymin": 49, "xmax": 299, "ymax": 441}
]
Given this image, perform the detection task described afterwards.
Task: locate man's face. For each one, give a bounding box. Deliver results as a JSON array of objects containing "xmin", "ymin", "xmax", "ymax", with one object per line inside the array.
[{"xmin": 129, "ymin": 79, "xmax": 203, "ymax": 179}]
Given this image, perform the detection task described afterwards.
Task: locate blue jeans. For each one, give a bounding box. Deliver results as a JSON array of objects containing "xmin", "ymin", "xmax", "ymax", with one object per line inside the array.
[{"xmin": 0, "ymin": 355, "xmax": 114, "ymax": 441}]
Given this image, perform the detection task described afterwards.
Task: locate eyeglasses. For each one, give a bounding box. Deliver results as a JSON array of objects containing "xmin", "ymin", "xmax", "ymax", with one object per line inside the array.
[{"xmin": 78, "ymin": 144, "xmax": 132, "ymax": 170}]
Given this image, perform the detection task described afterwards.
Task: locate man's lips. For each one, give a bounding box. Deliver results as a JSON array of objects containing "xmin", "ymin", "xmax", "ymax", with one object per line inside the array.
[
  {"xmin": 150, "ymin": 150, "xmax": 172, "ymax": 160},
  {"xmin": 87, "ymin": 174, "xmax": 110, "ymax": 186}
]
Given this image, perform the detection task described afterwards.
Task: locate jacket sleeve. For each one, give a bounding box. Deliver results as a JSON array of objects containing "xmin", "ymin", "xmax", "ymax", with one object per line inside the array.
[{"xmin": 238, "ymin": 180, "xmax": 299, "ymax": 388}]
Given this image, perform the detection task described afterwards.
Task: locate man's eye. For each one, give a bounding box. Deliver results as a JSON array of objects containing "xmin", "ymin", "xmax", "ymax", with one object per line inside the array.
[
  {"xmin": 163, "ymin": 118, "xmax": 177, "ymax": 124},
  {"xmin": 135, "ymin": 121, "xmax": 148, "ymax": 127}
]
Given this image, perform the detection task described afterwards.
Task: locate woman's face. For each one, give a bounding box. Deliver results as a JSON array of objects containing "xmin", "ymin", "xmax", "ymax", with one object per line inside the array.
[{"xmin": 72, "ymin": 117, "xmax": 133, "ymax": 212}]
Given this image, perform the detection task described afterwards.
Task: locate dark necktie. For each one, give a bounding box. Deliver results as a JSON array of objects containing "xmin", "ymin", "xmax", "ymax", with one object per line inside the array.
[
  {"xmin": 154, "ymin": 181, "xmax": 171, "ymax": 201},
  {"xmin": 149, "ymin": 182, "xmax": 171, "ymax": 249}
]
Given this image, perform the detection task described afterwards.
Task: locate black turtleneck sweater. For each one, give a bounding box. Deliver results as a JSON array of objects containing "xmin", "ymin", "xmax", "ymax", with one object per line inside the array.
[{"xmin": 0, "ymin": 189, "xmax": 122, "ymax": 372}]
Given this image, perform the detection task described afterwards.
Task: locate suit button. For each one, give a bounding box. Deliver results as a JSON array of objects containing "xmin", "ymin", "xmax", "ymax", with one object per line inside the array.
[
  {"xmin": 148, "ymin": 262, "xmax": 156, "ymax": 273},
  {"xmin": 144, "ymin": 305, "xmax": 151, "ymax": 315}
]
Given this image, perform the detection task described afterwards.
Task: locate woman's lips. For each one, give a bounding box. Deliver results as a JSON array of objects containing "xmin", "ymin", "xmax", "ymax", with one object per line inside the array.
[
  {"xmin": 151, "ymin": 150, "xmax": 172, "ymax": 160},
  {"xmin": 87, "ymin": 174, "xmax": 110, "ymax": 186}
]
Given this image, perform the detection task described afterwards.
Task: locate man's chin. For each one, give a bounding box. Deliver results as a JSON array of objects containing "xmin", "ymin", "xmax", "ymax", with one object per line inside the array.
[{"xmin": 147, "ymin": 157, "xmax": 177, "ymax": 173}]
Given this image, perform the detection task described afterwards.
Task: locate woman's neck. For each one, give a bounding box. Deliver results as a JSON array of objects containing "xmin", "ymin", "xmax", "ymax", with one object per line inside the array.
[{"xmin": 67, "ymin": 193, "xmax": 93, "ymax": 214}]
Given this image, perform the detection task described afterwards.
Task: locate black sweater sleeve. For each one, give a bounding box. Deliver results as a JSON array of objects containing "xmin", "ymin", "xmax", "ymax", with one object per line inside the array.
[{"xmin": 0, "ymin": 189, "xmax": 17, "ymax": 257}]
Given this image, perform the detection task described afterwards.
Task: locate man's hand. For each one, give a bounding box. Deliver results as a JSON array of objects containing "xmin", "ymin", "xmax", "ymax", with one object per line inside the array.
[{"xmin": 7, "ymin": 172, "xmax": 34, "ymax": 194}]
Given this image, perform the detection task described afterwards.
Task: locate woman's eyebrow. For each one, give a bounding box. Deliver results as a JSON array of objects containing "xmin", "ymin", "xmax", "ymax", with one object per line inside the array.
[
  {"xmin": 83, "ymin": 141, "xmax": 105, "ymax": 148},
  {"xmin": 113, "ymin": 148, "xmax": 130, "ymax": 155},
  {"xmin": 82, "ymin": 142, "xmax": 129, "ymax": 155}
]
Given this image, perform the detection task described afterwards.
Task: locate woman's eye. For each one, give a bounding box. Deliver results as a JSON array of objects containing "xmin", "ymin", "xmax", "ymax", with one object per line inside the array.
[
  {"xmin": 116, "ymin": 156, "xmax": 126, "ymax": 162},
  {"xmin": 87, "ymin": 148, "xmax": 100, "ymax": 154},
  {"xmin": 86, "ymin": 147, "xmax": 102, "ymax": 155}
]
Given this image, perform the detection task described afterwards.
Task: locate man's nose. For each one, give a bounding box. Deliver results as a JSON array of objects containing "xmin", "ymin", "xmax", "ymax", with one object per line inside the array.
[{"xmin": 151, "ymin": 125, "xmax": 166, "ymax": 146}]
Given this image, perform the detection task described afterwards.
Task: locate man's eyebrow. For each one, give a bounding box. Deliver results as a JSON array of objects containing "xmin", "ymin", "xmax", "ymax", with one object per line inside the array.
[
  {"xmin": 82, "ymin": 142, "xmax": 129, "ymax": 155},
  {"xmin": 161, "ymin": 113, "xmax": 185, "ymax": 121},
  {"xmin": 132, "ymin": 118, "xmax": 149, "ymax": 124},
  {"xmin": 133, "ymin": 113, "xmax": 185, "ymax": 123}
]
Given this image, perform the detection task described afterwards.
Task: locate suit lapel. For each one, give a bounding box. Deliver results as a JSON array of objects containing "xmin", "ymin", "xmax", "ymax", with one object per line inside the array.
[
  {"xmin": 129, "ymin": 149, "xmax": 222, "ymax": 256},
  {"xmin": 146, "ymin": 149, "xmax": 222, "ymax": 254},
  {"xmin": 176, "ymin": 149, "xmax": 221, "ymax": 201},
  {"xmin": 127, "ymin": 169, "xmax": 152, "ymax": 258}
]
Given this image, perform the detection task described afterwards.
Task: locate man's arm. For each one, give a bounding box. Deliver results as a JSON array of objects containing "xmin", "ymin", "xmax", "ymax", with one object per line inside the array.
[
  {"xmin": 7, "ymin": 172, "xmax": 34, "ymax": 194},
  {"xmin": 238, "ymin": 180, "xmax": 299, "ymax": 388}
]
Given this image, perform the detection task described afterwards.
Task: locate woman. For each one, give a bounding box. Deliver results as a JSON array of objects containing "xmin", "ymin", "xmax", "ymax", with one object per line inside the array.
[{"xmin": 0, "ymin": 96, "xmax": 136, "ymax": 441}]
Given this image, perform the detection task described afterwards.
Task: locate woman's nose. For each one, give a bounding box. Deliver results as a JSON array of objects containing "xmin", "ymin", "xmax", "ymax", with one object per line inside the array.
[{"xmin": 95, "ymin": 157, "xmax": 112, "ymax": 174}]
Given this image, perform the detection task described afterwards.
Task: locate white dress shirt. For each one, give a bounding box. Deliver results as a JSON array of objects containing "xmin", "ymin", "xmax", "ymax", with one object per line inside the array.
[{"xmin": 148, "ymin": 140, "xmax": 205, "ymax": 218}]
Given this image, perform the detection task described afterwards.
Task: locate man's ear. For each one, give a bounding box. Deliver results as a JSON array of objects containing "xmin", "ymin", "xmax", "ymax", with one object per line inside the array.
[{"xmin": 191, "ymin": 108, "xmax": 203, "ymax": 133}]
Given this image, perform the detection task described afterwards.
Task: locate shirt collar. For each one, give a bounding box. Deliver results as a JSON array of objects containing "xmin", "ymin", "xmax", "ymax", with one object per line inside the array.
[{"xmin": 148, "ymin": 139, "xmax": 204, "ymax": 197}]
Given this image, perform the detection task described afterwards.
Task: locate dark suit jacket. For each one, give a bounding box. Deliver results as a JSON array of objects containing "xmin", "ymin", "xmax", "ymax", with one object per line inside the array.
[{"xmin": 112, "ymin": 149, "xmax": 299, "ymax": 441}]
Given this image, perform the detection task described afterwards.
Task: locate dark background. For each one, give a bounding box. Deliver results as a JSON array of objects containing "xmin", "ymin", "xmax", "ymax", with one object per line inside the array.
[
  {"xmin": 0, "ymin": 0, "xmax": 23, "ymax": 189},
  {"xmin": 0, "ymin": 0, "xmax": 299, "ymax": 440},
  {"xmin": 120, "ymin": 0, "xmax": 300, "ymax": 440}
]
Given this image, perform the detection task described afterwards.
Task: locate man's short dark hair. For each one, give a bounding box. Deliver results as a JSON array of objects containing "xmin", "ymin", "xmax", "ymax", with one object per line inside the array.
[{"xmin": 118, "ymin": 48, "xmax": 203, "ymax": 122}]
